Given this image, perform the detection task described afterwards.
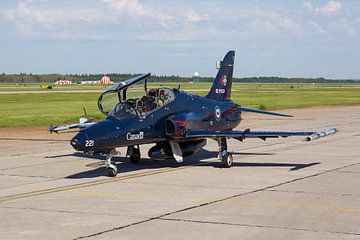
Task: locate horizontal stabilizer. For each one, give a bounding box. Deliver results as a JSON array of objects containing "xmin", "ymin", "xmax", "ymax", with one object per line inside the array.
[{"xmin": 237, "ymin": 106, "xmax": 293, "ymax": 117}]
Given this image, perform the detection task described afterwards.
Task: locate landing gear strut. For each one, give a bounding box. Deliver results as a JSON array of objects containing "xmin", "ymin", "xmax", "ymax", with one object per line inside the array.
[
  {"xmin": 217, "ymin": 137, "xmax": 233, "ymax": 168},
  {"xmin": 104, "ymin": 150, "xmax": 117, "ymax": 177},
  {"xmin": 127, "ymin": 145, "xmax": 141, "ymax": 164}
]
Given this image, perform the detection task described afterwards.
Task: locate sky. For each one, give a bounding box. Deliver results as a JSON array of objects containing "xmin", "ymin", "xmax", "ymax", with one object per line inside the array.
[{"xmin": 0, "ymin": 0, "xmax": 359, "ymax": 79}]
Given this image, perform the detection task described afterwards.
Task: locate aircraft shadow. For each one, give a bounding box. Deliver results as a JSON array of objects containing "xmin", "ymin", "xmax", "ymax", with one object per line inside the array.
[
  {"xmin": 221, "ymin": 162, "xmax": 320, "ymax": 171},
  {"xmin": 63, "ymin": 149, "xmax": 320, "ymax": 179}
]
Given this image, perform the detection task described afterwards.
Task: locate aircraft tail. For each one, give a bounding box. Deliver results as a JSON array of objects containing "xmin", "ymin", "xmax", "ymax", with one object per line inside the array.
[{"xmin": 206, "ymin": 50, "xmax": 235, "ymax": 101}]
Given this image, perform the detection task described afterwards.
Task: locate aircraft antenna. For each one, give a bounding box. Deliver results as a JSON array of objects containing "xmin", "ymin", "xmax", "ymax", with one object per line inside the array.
[{"xmin": 83, "ymin": 107, "xmax": 88, "ymax": 118}]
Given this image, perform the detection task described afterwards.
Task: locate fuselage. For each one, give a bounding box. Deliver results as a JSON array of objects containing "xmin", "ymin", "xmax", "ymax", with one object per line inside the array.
[{"xmin": 70, "ymin": 89, "xmax": 241, "ymax": 153}]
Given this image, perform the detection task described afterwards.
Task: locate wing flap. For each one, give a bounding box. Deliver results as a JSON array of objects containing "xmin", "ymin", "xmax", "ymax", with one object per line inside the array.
[{"xmin": 186, "ymin": 128, "xmax": 338, "ymax": 141}]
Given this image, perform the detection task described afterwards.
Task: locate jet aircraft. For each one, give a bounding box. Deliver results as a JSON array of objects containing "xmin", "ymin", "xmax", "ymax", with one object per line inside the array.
[{"xmin": 50, "ymin": 51, "xmax": 338, "ymax": 177}]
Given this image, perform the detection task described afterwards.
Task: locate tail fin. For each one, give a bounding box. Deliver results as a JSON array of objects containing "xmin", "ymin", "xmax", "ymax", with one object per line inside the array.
[{"xmin": 206, "ymin": 50, "xmax": 235, "ymax": 101}]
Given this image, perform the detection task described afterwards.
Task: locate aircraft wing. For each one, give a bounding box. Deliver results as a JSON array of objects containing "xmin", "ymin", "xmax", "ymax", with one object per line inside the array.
[{"xmin": 186, "ymin": 128, "xmax": 338, "ymax": 142}]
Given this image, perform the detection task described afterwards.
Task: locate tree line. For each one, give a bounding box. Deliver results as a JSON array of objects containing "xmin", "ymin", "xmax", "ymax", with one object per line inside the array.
[{"xmin": 0, "ymin": 73, "xmax": 358, "ymax": 84}]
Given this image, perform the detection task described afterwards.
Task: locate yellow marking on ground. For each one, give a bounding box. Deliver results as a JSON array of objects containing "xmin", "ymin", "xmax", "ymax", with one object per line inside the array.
[
  {"xmin": 0, "ymin": 162, "xmax": 211, "ymax": 203},
  {"xmin": 65, "ymin": 189, "xmax": 208, "ymax": 202}
]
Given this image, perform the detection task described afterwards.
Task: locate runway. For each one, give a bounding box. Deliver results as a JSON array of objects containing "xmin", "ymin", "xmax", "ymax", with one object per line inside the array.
[{"xmin": 0, "ymin": 105, "xmax": 359, "ymax": 239}]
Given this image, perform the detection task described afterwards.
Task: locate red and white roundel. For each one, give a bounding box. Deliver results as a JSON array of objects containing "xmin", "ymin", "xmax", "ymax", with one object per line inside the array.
[
  {"xmin": 220, "ymin": 75, "xmax": 227, "ymax": 86},
  {"xmin": 215, "ymin": 106, "xmax": 221, "ymax": 121}
]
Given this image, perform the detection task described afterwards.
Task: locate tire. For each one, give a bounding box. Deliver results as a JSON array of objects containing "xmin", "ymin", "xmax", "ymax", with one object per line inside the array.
[
  {"xmin": 107, "ymin": 167, "xmax": 117, "ymax": 177},
  {"xmin": 222, "ymin": 152, "xmax": 233, "ymax": 168},
  {"xmin": 130, "ymin": 148, "xmax": 141, "ymax": 164}
]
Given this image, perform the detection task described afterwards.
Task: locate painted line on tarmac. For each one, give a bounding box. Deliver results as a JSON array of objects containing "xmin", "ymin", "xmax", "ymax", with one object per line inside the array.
[{"xmin": 0, "ymin": 162, "xmax": 210, "ymax": 203}]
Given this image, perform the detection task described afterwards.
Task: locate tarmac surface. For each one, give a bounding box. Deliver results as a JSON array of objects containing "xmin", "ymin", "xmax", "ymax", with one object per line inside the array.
[{"xmin": 0, "ymin": 105, "xmax": 359, "ymax": 240}]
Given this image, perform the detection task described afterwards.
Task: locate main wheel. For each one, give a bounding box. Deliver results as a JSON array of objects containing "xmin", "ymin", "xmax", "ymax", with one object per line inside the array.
[
  {"xmin": 107, "ymin": 167, "xmax": 117, "ymax": 177},
  {"xmin": 222, "ymin": 152, "xmax": 233, "ymax": 168},
  {"xmin": 130, "ymin": 147, "xmax": 141, "ymax": 164}
]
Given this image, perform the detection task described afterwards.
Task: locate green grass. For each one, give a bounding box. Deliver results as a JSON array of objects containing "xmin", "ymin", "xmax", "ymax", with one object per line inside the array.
[
  {"xmin": 0, "ymin": 93, "xmax": 103, "ymax": 127},
  {"xmin": 0, "ymin": 83, "xmax": 360, "ymax": 127}
]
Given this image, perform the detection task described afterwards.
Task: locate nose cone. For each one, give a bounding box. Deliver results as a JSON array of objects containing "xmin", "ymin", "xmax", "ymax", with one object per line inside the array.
[{"xmin": 70, "ymin": 131, "xmax": 88, "ymax": 151}]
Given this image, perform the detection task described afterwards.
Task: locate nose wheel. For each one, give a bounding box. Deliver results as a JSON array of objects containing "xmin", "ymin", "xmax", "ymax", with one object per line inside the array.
[
  {"xmin": 104, "ymin": 150, "xmax": 117, "ymax": 177},
  {"xmin": 106, "ymin": 165, "xmax": 117, "ymax": 177}
]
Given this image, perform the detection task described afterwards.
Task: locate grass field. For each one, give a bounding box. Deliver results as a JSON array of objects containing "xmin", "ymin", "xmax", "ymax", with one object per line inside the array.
[{"xmin": 0, "ymin": 82, "xmax": 360, "ymax": 127}]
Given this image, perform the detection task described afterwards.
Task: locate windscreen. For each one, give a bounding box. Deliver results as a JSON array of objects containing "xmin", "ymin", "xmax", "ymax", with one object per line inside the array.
[
  {"xmin": 109, "ymin": 102, "xmax": 137, "ymax": 120},
  {"xmin": 98, "ymin": 91, "xmax": 120, "ymax": 115}
]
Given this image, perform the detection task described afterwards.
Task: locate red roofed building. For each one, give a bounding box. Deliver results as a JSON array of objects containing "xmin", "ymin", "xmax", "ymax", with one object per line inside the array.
[{"xmin": 98, "ymin": 75, "xmax": 113, "ymax": 85}]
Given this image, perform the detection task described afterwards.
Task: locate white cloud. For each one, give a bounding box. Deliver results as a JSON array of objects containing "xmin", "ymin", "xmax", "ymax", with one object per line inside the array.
[
  {"xmin": 102, "ymin": 0, "xmax": 172, "ymax": 26},
  {"xmin": 303, "ymin": 1, "xmax": 342, "ymax": 15},
  {"xmin": 332, "ymin": 18, "xmax": 356, "ymax": 36},
  {"xmin": 102, "ymin": 0, "xmax": 149, "ymax": 16},
  {"xmin": 2, "ymin": 0, "xmax": 357, "ymax": 41},
  {"xmin": 3, "ymin": 0, "xmax": 111, "ymax": 37},
  {"xmin": 184, "ymin": 10, "xmax": 205, "ymax": 23},
  {"xmin": 309, "ymin": 22, "xmax": 326, "ymax": 34}
]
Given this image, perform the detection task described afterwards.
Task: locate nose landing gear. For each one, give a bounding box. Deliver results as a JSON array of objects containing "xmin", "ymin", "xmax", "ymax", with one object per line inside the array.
[
  {"xmin": 103, "ymin": 146, "xmax": 142, "ymax": 177},
  {"xmin": 105, "ymin": 157, "xmax": 117, "ymax": 177},
  {"xmin": 104, "ymin": 150, "xmax": 117, "ymax": 177}
]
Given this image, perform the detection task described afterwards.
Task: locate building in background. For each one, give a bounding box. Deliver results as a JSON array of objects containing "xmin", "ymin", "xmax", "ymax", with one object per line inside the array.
[
  {"xmin": 80, "ymin": 80, "xmax": 98, "ymax": 85},
  {"xmin": 98, "ymin": 75, "xmax": 113, "ymax": 85},
  {"xmin": 54, "ymin": 80, "xmax": 72, "ymax": 85}
]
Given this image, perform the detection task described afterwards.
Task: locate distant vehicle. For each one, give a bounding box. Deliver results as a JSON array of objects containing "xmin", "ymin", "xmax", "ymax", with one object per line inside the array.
[
  {"xmin": 40, "ymin": 84, "xmax": 52, "ymax": 89},
  {"xmin": 50, "ymin": 51, "xmax": 338, "ymax": 177}
]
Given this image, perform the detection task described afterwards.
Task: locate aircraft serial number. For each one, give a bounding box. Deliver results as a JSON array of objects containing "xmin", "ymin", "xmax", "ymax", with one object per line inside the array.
[{"xmin": 85, "ymin": 140, "xmax": 94, "ymax": 147}]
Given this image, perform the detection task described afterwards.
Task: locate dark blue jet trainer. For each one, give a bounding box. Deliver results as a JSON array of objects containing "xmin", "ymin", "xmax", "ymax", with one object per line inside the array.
[{"xmin": 50, "ymin": 51, "xmax": 338, "ymax": 177}]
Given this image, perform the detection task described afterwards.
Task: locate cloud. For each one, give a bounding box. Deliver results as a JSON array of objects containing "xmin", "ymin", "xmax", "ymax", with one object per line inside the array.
[
  {"xmin": 184, "ymin": 10, "xmax": 204, "ymax": 23},
  {"xmin": 101, "ymin": 0, "xmax": 171, "ymax": 24},
  {"xmin": 303, "ymin": 1, "xmax": 342, "ymax": 15},
  {"xmin": 332, "ymin": 18, "xmax": 356, "ymax": 36},
  {"xmin": 2, "ymin": 0, "xmax": 111, "ymax": 38},
  {"xmin": 2, "ymin": 0, "xmax": 357, "ymax": 42},
  {"xmin": 309, "ymin": 22, "xmax": 326, "ymax": 34}
]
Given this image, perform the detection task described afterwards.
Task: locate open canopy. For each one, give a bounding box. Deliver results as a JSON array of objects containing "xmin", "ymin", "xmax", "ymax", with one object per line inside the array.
[{"xmin": 97, "ymin": 73, "xmax": 151, "ymax": 115}]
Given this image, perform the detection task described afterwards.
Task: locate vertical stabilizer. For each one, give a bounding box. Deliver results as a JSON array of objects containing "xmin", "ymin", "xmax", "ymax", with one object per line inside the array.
[{"xmin": 206, "ymin": 51, "xmax": 235, "ymax": 101}]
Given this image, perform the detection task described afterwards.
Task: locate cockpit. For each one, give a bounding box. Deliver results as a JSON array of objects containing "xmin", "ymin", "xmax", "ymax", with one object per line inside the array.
[
  {"xmin": 108, "ymin": 88, "xmax": 175, "ymax": 119},
  {"xmin": 98, "ymin": 74, "xmax": 175, "ymax": 120}
]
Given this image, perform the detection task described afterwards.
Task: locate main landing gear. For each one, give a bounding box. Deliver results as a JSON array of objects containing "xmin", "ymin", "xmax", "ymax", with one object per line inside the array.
[
  {"xmin": 127, "ymin": 145, "xmax": 141, "ymax": 164},
  {"xmin": 217, "ymin": 137, "xmax": 233, "ymax": 168}
]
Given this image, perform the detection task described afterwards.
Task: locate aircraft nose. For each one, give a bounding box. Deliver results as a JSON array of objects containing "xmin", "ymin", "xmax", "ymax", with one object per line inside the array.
[{"xmin": 70, "ymin": 131, "xmax": 87, "ymax": 151}]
